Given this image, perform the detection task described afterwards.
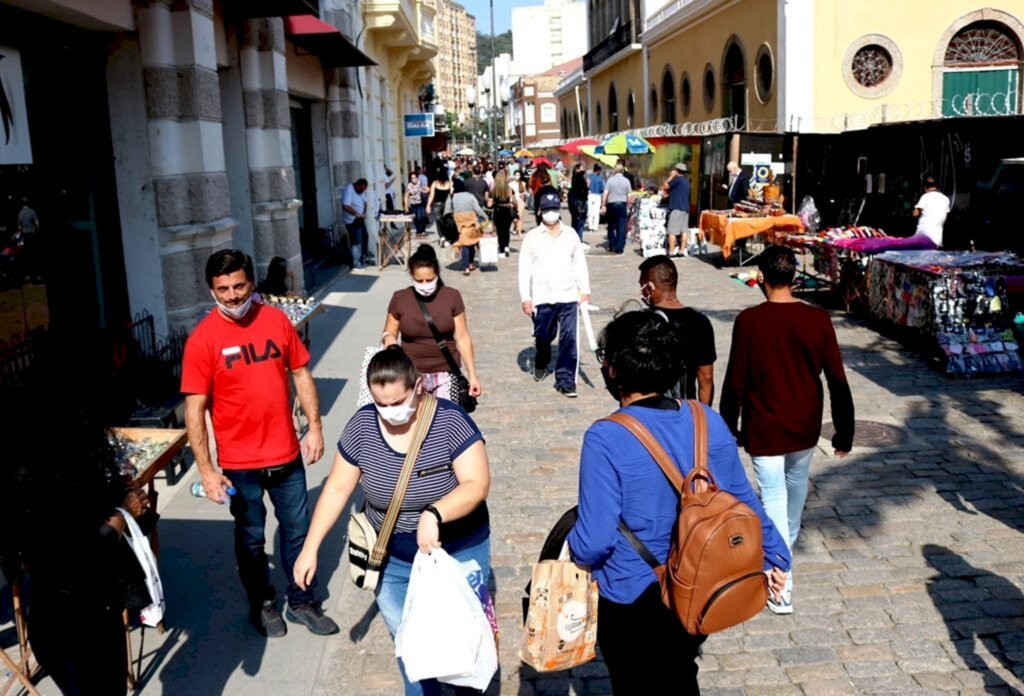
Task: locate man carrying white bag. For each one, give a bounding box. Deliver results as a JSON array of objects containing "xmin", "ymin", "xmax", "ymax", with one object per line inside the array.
[{"xmin": 396, "ymin": 549, "xmax": 498, "ymax": 690}]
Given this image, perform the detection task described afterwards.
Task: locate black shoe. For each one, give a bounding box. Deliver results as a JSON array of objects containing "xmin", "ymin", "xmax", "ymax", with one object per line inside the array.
[
  {"xmin": 286, "ymin": 602, "xmax": 340, "ymax": 636},
  {"xmin": 533, "ymin": 367, "xmax": 547, "ymax": 381},
  {"xmin": 252, "ymin": 600, "xmax": 287, "ymax": 638},
  {"xmin": 557, "ymin": 386, "xmax": 578, "ymax": 398}
]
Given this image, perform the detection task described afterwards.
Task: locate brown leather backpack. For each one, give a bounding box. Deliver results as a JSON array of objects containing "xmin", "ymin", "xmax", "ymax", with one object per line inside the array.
[{"xmin": 603, "ymin": 401, "xmax": 769, "ymax": 635}]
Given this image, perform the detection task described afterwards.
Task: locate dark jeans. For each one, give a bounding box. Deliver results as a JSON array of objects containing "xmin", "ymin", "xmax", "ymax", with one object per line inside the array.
[
  {"xmin": 533, "ymin": 302, "xmax": 578, "ymax": 389},
  {"xmin": 606, "ymin": 202, "xmax": 628, "ymax": 252},
  {"xmin": 598, "ymin": 582, "xmax": 707, "ymax": 694},
  {"xmin": 410, "ymin": 203, "xmax": 427, "ymax": 235},
  {"xmin": 568, "ymin": 195, "xmax": 585, "ymax": 241},
  {"xmin": 461, "ymin": 244, "xmax": 476, "ymax": 269},
  {"xmin": 229, "ymin": 457, "xmax": 317, "ymax": 609},
  {"xmin": 493, "ymin": 206, "xmax": 513, "ymax": 251},
  {"xmin": 346, "ymin": 219, "xmax": 368, "ymax": 267}
]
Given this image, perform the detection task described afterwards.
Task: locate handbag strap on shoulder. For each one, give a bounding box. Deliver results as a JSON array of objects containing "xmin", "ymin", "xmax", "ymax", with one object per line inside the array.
[
  {"xmin": 369, "ymin": 394, "xmax": 438, "ymax": 566},
  {"xmin": 416, "ymin": 296, "xmax": 461, "ymax": 374}
]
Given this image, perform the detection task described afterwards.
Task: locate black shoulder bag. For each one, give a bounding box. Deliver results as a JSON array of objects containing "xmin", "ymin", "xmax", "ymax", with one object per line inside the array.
[{"xmin": 416, "ymin": 296, "xmax": 477, "ymax": 413}]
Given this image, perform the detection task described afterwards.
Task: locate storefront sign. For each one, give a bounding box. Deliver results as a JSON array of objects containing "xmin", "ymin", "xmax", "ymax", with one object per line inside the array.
[
  {"xmin": 0, "ymin": 46, "xmax": 32, "ymax": 165},
  {"xmin": 403, "ymin": 113, "xmax": 435, "ymax": 138}
]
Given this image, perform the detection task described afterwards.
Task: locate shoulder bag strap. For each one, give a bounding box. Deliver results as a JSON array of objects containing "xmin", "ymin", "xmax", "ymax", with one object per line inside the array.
[
  {"xmin": 416, "ymin": 297, "xmax": 462, "ymax": 374},
  {"xmin": 369, "ymin": 394, "xmax": 439, "ymax": 567}
]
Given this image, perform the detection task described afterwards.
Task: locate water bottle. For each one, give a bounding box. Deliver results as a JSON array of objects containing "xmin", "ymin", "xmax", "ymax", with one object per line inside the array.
[{"xmin": 191, "ymin": 481, "xmax": 236, "ymax": 502}]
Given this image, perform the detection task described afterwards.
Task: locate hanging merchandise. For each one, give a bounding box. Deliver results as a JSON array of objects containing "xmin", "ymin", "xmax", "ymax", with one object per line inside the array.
[{"xmin": 637, "ymin": 197, "xmax": 668, "ymax": 257}]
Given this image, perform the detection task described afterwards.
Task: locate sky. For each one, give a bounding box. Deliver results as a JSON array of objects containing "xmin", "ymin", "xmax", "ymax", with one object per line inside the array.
[{"xmin": 460, "ymin": 0, "xmax": 534, "ymax": 35}]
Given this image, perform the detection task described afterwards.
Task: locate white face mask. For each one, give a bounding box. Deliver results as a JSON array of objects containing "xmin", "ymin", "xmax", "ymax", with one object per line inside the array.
[
  {"xmin": 376, "ymin": 389, "xmax": 417, "ymax": 426},
  {"xmin": 542, "ymin": 211, "xmax": 561, "ymax": 225},
  {"xmin": 211, "ymin": 291, "xmax": 253, "ymax": 320},
  {"xmin": 413, "ymin": 278, "xmax": 439, "ymax": 296}
]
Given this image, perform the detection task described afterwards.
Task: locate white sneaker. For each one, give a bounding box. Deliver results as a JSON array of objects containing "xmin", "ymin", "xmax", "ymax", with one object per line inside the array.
[
  {"xmin": 767, "ymin": 596, "xmax": 793, "ymax": 615},
  {"xmin": 581, "ymin": 242, "xmax": 591, "ymax": 250}
]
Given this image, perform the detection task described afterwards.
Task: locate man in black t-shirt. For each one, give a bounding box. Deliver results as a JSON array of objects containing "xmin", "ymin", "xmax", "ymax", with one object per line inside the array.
[
  {"xmin": 638, "ymin": 255, "xmax": 716, "ymax": 404},
  {"xmin": 464, "ymin": 165, "xmax": 489, "ymax": 209}
]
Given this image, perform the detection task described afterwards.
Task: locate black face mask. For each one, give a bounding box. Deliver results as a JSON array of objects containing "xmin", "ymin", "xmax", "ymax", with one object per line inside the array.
[{"xmin": 600, "ymin": 363, "xmax": 620, "ymax": 402}]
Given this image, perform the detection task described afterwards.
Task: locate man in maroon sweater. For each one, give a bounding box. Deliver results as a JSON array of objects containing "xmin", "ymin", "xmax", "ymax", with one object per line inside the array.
[{"xmin": 721, "ymin": 245, "xmax": 854, "ymax": 614}]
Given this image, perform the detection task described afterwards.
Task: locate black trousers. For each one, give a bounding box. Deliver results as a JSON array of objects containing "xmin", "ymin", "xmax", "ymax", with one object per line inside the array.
[
  {"xmin": 493, "ymin": 206, "xmax": 513, "ymax": 251},
  {"xmin": 597, "ymin": 582, "xmax": 706, "ymax": 694},
  {"xmin": 30, "ymin": 597, "xmax": 127, "ymax": 696}
]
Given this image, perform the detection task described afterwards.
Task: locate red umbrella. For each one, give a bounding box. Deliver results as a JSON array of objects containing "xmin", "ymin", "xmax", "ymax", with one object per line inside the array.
[
  {"xmin": 531, "ymin": 156, "xmax": 554, "ymax": 168},
  {"xmin": 558, "ymin": 137, "xmax": 600, "ymax": 155}
]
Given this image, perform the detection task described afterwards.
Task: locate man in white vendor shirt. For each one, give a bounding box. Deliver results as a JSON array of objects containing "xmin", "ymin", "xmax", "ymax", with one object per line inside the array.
[
  {"xmin": 519, "ymin": 191, "xmax": 592, "ymax": 398},
  {"xmin": 912, "ymin": 177, "xmax": 950, "ymax": 248}
]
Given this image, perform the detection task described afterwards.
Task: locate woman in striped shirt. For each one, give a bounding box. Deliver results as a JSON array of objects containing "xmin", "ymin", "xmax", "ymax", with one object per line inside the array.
[{"xmin": 293, "ymin": 346, "xmax": 490, "ymax": 695}]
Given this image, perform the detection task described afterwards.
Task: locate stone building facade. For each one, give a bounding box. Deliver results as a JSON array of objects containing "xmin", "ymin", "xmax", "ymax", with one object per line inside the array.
[{"xmin": 434, "ymin": 0, "xmax": 477, "ymax": 124}]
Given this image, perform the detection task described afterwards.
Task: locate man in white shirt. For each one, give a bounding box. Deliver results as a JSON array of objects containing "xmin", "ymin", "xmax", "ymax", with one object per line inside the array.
[
  {"xmin": 912, "ymin": 177, "xmax": 950, "ymax": 248},
  {"xmin": 519, "ymin": 191, "xmax": 592, "ymax": 398},
  {"xmin": 341, "ymin": 178, "xmax": 369, "ymax": 269}
]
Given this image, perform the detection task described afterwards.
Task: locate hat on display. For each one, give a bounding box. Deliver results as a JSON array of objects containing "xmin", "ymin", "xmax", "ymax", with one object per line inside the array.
[
  {"xmin": 539, "ymin": 192, "xmax": 561, "ymax": 211},
  {"xmin": 674, "ymin": 163, "xmax": 688, "ymax": 173}
]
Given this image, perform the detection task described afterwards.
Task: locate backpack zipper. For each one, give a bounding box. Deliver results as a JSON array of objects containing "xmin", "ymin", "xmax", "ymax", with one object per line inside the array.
[{"xmin": 697, "ymin": 570, "xmax": 766, "ymax": 625}]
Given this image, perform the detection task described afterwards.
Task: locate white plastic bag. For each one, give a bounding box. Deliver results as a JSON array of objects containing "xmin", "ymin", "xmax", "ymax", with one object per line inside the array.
[
  {"xmin": 116, "ymin": 507, "xmax": 165, "ymax": 627},
  {"xmin": 479, "ymin": 235, "xmax": 499, "ymax": 264},
  {"xmin": 439, "ymin": 559, "xmax": 498, "ymax": 690},
  {"xmin": 395, "ymin": 549, "xmax": 482, "ymax": 683}
]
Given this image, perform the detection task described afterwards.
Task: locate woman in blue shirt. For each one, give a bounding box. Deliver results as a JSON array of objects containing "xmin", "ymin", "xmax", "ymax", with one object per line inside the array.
[{"xmin": 566, "ymin": 311, "xmax": 790, "ymax": 694}]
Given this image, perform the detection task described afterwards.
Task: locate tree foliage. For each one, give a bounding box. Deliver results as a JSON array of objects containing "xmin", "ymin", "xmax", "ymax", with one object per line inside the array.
[{"xmin": 476, "ymin": 30, "xmax": 512, "ymax": 76}]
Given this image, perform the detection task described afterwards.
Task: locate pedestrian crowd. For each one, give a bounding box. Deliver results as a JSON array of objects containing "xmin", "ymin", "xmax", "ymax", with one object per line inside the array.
[{"xmin": 1, "ymin": 187, "xmax": 856, "ymax": 693}]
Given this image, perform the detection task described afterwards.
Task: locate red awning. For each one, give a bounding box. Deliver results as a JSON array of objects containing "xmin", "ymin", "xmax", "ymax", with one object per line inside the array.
[
  {"xmin": 285, "ymin": 15, "xmax": 376, "ymax": 68},
  {"xmin": 226, "ymin": 0, "xmax": 319, "ymax": 19}
]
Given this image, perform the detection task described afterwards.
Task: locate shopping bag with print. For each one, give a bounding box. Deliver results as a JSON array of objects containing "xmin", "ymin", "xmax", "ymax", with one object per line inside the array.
[
  {"xmin": 356, "ymin": 346, "xmax": 382, "ymax": 408},
  {"xmin": 395, "ymin": 550, "xmax": 482, "ymax": 682},
  {"xmin": 439, "ymin": 558, "xmax": 498, "ymax": 690},
  {"xmin": 520, "ymin": 554, "xmax": 598, "ymax": 672}
]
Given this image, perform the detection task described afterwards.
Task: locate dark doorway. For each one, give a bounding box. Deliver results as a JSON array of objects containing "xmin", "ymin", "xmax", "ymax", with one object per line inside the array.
[{"xmin": 723, "ymin": 41, "xmax": 747, "ymax": 129}]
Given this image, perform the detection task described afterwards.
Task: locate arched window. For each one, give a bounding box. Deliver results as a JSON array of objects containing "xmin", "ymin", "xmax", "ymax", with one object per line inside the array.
[
  {"xmin": 680, "ymin": 73, "xmax": 691, "ymax": 118},
  {"xmin": 722, "ymin": 38, "xmax": 746, "ymax": 127},
  {"xmin": 702, "ymin": 63, "xmax": 716, "ymax": 111},
  {"xmin": 662, "ymin": 67, "xmax": 676, "ymax": 124},
  {"xmin": 649, "ymin": 86, "xmax": 658, "ymax": 125},
  {"xmin": 608, "ymin": 83, "xmax": 619, "ymax": 132},
  {"xmin": 626, "ymin": 91, "xmax": 635, "ymax": 127},
  {"xmin": 942, "ymin": 21, "xmax": 1021, "ymax": 115},
  {"xmin": 596, "ymin": 101, "xmax": 603, "ymax": 133},
  {"xmin": 561, "ymin": 108, "xmax": 567, "ymax": 138},
  {"xmin": 583, "ymin": 107, "xmax": 589, "ymax": 134}
]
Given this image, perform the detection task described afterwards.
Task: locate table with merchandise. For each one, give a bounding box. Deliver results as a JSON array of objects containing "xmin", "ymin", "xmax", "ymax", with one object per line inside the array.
[
  {"xmin": 867, "ymin": 250, "xmax": 1024, "ymax": 376},
  {"xmin": 700, "ymin": 209, "xmax": 804, "ymax": 261}
]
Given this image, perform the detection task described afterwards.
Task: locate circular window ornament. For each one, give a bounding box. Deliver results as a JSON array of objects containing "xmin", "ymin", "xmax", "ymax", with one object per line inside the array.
[
  {"xmin": 843, "ymin": 34, "xmax": 903, "ymax": 98},
  {"xmin": 755, "ymin": 44, "xmax": 774, "ymax": 103},
  {"xmin": 703, "ymin": 63, "xmax": 715, "ymax": 111}
]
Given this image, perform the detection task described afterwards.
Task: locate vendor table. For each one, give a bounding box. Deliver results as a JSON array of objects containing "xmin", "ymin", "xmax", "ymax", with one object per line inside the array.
[
  {"xmin": 867, "ymin": 250, "xmax": 1024, "ymax": 376},
  {"xmin": 379, "ymin": 213, "xmax": 414, "ymax": 269},
  {"xmin": 3, "ymin": 428, "xmax": 187, "ymax": 694},
  {"xmin": 700, "ymin": 211, "xmax": 804, "ymax": 262}
]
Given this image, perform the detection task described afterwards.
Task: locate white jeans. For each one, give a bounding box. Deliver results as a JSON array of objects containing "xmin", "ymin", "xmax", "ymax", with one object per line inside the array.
[
  {"xmin": 586, "ymin": 193, "xmax": 602, "ymax": 230},
  {"xmin": 751, "ymin": 446, "xmax": 815, "ymax": 595}
]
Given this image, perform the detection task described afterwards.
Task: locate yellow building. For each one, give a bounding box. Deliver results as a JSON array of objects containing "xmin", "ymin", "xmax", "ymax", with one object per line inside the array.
[{"xmin": 559, "ymin": 0, "xmax": 1024, "ymax": 138}]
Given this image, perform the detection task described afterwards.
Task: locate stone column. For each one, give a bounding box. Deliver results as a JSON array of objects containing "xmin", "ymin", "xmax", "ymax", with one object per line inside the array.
[
  {"xmin": 239, "ymin": 18, "xmax": 304, "ymax": 292},
  {"xmin": 136, "ymin": 0, "xmax": 237, "ymax": 330},
  {"xmin": 328, "ymin": 68, "xmax": 363, "ymax": 210}
]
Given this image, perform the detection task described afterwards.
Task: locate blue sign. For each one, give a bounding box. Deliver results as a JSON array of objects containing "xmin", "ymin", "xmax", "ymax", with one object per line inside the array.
[{"xmin": 404, "ymin": 114, "xmax": 435, "ymax": 138}]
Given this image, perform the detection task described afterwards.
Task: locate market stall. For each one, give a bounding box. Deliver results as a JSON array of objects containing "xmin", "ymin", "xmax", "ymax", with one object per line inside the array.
[
  {"xmin": 867, "ymin": 250, "xmax": 1024, "ymax": 376},
  {"xmin": 700, "ymin": 210, "xmax": 805, "ymax": 262},
  {"xmin": 636, "ymin": 195, "xmax": 668, "ymax": 258},
  {"xmin": 775, "ymin": 226, "xmax": 891, "ymax": 309}
]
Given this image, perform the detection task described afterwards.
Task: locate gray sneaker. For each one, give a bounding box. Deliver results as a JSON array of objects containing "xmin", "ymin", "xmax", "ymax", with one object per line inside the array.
[
  {"xmin": 286, "ymin": 602, "xmax": 340, "ymax": 635},
  {"xmin": 252, "ymin": 600, "xmax": 287, "ymax": 638}
]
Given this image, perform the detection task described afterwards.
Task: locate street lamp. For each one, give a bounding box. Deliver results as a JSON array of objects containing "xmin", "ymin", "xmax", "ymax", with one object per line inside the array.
[{"xmin": 490, "ymin": 0, "xmax": 498, "ymax": 157}]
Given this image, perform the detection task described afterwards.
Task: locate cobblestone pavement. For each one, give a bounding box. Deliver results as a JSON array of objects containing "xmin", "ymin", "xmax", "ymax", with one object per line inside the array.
[{"xmin": 315, "ymin": 219, "xmax": 1024, "ymax": 696}]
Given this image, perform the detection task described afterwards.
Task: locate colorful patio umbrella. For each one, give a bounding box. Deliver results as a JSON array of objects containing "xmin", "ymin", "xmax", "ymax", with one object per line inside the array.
[
  {"xmin": 595, "ymin": 133, "xmax": 656, "ymax": 155},
  {"xmin": 515, "ymin": 148, "xmax": 534, "ymax": 157},
  {"xmin": 558, "ymin": 137, "xmax": 600, "ymax": 155},
  {"xmin": 497, "ymin": 148, "xmax": 514, "ymax": 156},
  {"xmin": 578, "ymin": 145, "xmax": 619, "ymax": 168},
  {"xmin": 531, "ymin": 156, "xmax": 554, "ymax": 168},
  {"xmin": 455, "ymin": 147, "xmax": 475, "ymax": 156}
]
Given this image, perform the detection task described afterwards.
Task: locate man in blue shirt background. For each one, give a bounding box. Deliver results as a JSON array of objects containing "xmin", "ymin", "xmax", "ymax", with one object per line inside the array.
[{"xmin": 663, "ymin": 163, "xmax": 691, "ymax": 257}]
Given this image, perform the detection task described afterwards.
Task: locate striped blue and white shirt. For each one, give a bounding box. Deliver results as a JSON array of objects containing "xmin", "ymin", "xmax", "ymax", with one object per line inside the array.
[{"xmin": 339, "ymin": 400, "xmax": 484, "ymax": 534}]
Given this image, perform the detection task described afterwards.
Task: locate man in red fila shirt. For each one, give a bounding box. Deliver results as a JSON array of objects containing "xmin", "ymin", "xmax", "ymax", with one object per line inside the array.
[{"xmin": 182, "ymin": 250, "xmax": 338, "ymax": 638}]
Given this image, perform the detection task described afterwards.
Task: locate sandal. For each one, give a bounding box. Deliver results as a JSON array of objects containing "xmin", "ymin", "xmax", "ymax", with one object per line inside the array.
[{"xmin": 463, "ymin": 268, "xmax": 471, "ymax": 276}]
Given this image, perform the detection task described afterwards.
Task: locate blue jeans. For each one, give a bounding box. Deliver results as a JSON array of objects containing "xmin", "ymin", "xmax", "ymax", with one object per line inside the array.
[
  {"xmin": 606, "ymin": 202, "xmax": 628, "ymax": 252},
  {"xmin": 751, "ymin": 446, "xmax": 815, "ymax": 595},
  {"xmin": 461, "ymin": 245, "xmax": 476, "ymax": 270},
  {"xmin": 410, "ymin": 203, "xmax": 427, "ymax": 235},
  {"xmin": 347, "ymin": 219, "xmax": 368, "ymax": 267},
  {"xmin": 375, "ymin": 537, "xmax": 491, "ymax": 696},
  {"xmin": 533, "ymin": 302, "xmax": 578, "ymax": 389},
  {"xmin": 229, "ymin": 457, "xmax": 316, "ymax": 608}
]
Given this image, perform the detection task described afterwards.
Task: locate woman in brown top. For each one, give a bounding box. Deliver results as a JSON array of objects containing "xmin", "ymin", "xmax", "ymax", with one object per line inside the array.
[{"xmin": 381, "ymin": 244, "xmax": 483, "ymax": 400}]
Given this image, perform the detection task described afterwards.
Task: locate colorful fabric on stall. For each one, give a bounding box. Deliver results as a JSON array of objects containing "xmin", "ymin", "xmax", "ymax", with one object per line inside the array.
[{"xmin": 699, "ymin": 212, "xmax": 804, "ymax": 259}]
